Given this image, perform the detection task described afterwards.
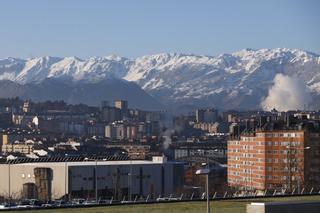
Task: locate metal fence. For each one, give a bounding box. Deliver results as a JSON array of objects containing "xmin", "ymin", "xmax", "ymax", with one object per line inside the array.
[{"xmin": 1, "ymin": 188, "xmax": 320, "ymax": 211}]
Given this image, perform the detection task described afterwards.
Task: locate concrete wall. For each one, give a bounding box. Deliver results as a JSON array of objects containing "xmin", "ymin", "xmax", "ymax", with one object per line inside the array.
[
  {"xmin": 0, "ymin": 163, "xmax": 66, "ymax": 200},
  {"xmin": 68, "ymin": 163, "xmax": 177, "ymax": 196},
  {"xmin": 0, "ymin": 161, "xmax": 183, "ymax": 200},
  {"xmin": 247, "ymin": 201, "xmax": 320, "ymax": 213}
]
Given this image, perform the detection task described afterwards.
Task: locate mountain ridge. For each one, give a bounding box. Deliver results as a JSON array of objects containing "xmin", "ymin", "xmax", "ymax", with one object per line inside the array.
[
  {"xmin": 0, "ymin": 78, "xmax": 162, "ymax": 110},
  {"xmin": 1, "ymin": 48, "xmax": 320, "ymax": 110}
]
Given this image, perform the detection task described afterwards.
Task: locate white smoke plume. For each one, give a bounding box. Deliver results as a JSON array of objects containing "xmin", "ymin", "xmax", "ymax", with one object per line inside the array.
[
  {"xmin": 261, "ymin": 74, "xmax": 311, "ymax": 111},
  {"xmin": 162, "ymin": 129, "xmax": 173, "ymax": 150},
  {"xmin": 161, "ymin": 125, "xmax": 183, "ymax": 150}
]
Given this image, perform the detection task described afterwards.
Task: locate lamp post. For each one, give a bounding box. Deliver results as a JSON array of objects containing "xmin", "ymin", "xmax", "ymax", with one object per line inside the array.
[
  {"xmin": 84, "ymin": 156, "xmax": 97, "ymax": 202},
  {"xmin": 95, "ymin": 157, "xmax": 98, "ymax": 203},
  {"xmin": 250, "ymin": 162, "xmax": 254, "ymax": 193},
  {"xmin": 120, "ymin": 151, "xmax": 132, "ymax": 201},
  {"xmin": 84, "ymin": 157, "xmax": 89, "ymax": 199},
  {"xmin": 84, "ymin": 156, "xmax": 107, "ymax": 203},
  {"xmin": 64, "ymin": 154, "xmax": 68, "ymax": 202},
  {"xmin": 196, "ymin": 168, "xmax": 211, "ymax": 213},
  {"xmin": 128, "ymin": 159, "xmax": 132, "ymax": 201},
  {"xmin": 9, "ymin": 162, "xmax": 11, "ymax": 204}
]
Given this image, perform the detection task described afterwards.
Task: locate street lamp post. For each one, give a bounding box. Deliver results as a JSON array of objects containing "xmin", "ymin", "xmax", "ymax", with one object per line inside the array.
[
  {"xmin": 64, "ymin": 154, "xmax": 68, "ymax": 202},
  {"xmin": 128, "ymin": 159, "xmax": 132, "ymax": 201},
  {"xmin": 95, "ymin": 157, "xmax": 98, "ymax": 203},
  {"xmin": 196, "ymin": 168, "xmax": 211, "ymax": 213},
  {"xmin": 8, "ymin": 161, "xmax": 11, "ymax": 205},
  {"xmin": 84, "ymin": 157, "xmax": 107, "ymax": 203},
  {"xmin": 120, "ymin": 151, "xmax": 132, "ymax": 201},
  {"xmin": 286, "ymin": 144, "xmax": 292, "ymax": 192},
  {"xmin": 84, "ymin": 156, "xmax": 98, "ymax": 202},
  {"xmin": 250, "ymin": 162, "xmax": 254, "ymax": 193}
]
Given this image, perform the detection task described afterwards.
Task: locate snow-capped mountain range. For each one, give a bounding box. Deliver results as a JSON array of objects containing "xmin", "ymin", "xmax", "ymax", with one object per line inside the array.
[{"xmin": 1, "ymin": 48, "xmax": 319, "ymax": 109}]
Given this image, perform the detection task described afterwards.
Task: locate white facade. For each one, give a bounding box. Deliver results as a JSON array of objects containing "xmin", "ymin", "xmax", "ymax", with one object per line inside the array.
[{"xmin": 0, "ymin": 158, "xmax": 183, "ymax": 200}]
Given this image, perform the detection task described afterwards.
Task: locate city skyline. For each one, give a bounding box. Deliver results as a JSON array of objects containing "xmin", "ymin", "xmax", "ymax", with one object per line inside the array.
[{"xmin": 1, "ymin": 1, "xmax": 320, "ymax": 211}]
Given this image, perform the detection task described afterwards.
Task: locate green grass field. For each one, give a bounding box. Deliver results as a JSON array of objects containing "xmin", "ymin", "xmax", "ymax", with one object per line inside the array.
[{"xmin": 6, "ymin": 195, "xmax": 320, "ymax": 213}]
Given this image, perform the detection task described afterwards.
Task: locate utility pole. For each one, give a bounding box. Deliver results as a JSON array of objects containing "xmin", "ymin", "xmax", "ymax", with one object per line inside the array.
[
  {"xmin": 206, "ymin": 173, "xmax": 210, "ymax": 213},
  {"xmin": 196, "ymin": 167, "xmax": 211, "ymax": 213},
  {"xmin": 95, "ymin": 158, "xmax": 98, "ymax": 203},
  {"xmin": 129, "ymin": 159, "xmax": 132, "ymax": 201},
  {"xmin": 64, "ymin": 154, "xmax": 68, "ymax": 201},
  {"xmin": 286, "ymin": 145, "xmax": 291, "ymax": 192},
  {"xmin": 8, "ymin": 162, "xmax": 11, "ymax": 205}
]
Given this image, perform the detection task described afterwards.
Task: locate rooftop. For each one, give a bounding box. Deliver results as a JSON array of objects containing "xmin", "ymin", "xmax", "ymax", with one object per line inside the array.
[{"xmin": 0, "ymin": 156, "xmax": 173, "ymax": 165}]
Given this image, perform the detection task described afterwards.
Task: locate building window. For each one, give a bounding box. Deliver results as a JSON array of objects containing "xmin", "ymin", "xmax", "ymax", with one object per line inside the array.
[{"xmin": 266, "ymin": 133, "xmax": 272, "ymax": 138}]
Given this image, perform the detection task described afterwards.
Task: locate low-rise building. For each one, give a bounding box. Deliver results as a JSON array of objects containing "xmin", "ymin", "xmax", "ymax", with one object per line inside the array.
[
  {"xmin": 2, "ymin": 143, "xmax": 34, "ymax": 154},
  {"xmin": 0, "ymin": 156, "xmax": 184, "ymax": 201},
  {"xmin": 106, "ymin": 144, "xmax": 151, "ymax": 159}
]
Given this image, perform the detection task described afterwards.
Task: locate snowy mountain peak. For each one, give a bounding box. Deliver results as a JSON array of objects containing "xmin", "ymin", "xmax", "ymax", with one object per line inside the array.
[
  {"xmin": 124, "ymin": 48, "xmax": 320, "ymax": 109},
  {"xmin": 104, "ymin": 54, "xmax": 128, "ymax": 62},
  {"xmin": 0, "ymin": 48, "xmax": 319, "ymax": 109}
]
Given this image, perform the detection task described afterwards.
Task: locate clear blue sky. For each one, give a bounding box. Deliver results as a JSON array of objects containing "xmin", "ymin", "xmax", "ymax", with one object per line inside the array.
[{"xmin": 0, "ymin": 0, "xmax": 319, "ymax": 59}]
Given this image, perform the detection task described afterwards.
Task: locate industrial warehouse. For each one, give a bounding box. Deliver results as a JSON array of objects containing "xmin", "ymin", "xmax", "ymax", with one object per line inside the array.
[{"xmin": 0, "ymin": 156, "xmax": 184, "ymax": 201}]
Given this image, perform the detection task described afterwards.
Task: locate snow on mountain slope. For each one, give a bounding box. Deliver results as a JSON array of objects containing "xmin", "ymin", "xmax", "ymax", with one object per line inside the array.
[
  {"xmin": 124, "ymin": 48, "xmax": 320, "ymax": 108},
  {"xmin": 16, "ymin": 56, "xmax": 63, "ymax": 83},
  {"xmin": 0, "ymin": 57, "xmax": 26, "ymax": 81},
  {"xmin": 0, "ymin": 55, "xmax": 130, "ymax": 84},
  {"xmin": 0, "ymin": 48, "xmax": 319, "ymax": 109}
]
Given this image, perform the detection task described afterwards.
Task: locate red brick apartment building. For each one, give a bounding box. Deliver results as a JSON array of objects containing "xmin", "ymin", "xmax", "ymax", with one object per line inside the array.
[{"xmin": 228, "ymin": 130, "xmax": 320, "ymax": 193}]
